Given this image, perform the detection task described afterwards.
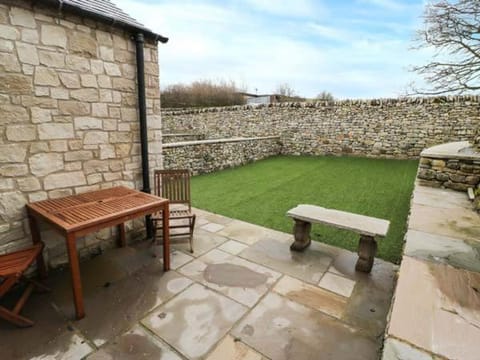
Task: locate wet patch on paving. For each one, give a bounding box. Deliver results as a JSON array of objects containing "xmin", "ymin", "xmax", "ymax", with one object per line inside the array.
[
  {"xmin": 141, "ymin": 283, "xmax": 247, "ymax": 359},
  {"xmin": 3, "ymin": 210, "xmax": 396, "ymax": 359},
  {"xmin": 178, "ymin": 248, "xmax": 280, "ymax": 307},
  {"xmin": 240, "ymin": 237, "xmax": 332, "ymax": 284},
  {"xmin": 204, "ymin": 263, "xmax": 269, "ymax": 288},
  {"xmin": 87, "ymin": 325, "xmax": 182, "ymax": 360},
  {"xmin": 232, "ymin": 292, "xmax": 379, "ymax": 360}
]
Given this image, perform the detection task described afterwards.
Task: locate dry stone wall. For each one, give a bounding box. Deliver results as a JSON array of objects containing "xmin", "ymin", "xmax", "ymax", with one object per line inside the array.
[
  {"xmin": 0, "ymin": 1, "xmax": 162, "ymax": 267},
  {"xmin": 162, "ymin": 97, "xmax": 480, "ymax": 158},
  {"xmin": 163, "ymin": 136, "xmax": 281, "ymax": 175},
  {"xmin": 418, "ymin": 158, "xmax": 480, "ymax": 191}
]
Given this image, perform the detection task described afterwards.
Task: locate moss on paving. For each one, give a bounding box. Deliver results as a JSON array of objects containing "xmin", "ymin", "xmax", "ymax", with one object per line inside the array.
[{"xmin": 191, "ymin": 155, "xmax": 418, "ymax": 263}]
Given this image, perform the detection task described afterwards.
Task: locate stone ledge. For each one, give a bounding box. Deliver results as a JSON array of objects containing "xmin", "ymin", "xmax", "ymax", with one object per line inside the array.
[
  {"xmin": 163, "ymin": 133, "xmax": 201, "ymax": 137},
  {"xmin": 162, "ymin": 136, "xmax": 280, "ymax": 148},
  {"xmin": 420, "ymin": 141, "xmax": 480, "ymax": 161}
]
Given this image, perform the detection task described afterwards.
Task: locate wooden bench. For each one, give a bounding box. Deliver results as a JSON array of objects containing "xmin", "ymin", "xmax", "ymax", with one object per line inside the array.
[{"xmin": 286, "ymin": 204, "xmax": 390, "ymax": 273}]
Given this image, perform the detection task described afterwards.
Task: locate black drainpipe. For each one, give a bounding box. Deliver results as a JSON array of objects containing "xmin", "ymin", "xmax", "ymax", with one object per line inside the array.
[{"xmin": 134, "ymin": 33, "xmax": 153, "ymax": 238}]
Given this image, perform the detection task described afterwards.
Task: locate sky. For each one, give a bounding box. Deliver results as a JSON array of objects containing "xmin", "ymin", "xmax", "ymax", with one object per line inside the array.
[{"xmin": 115, "ymin": 0, "xmax": 432, "ymax": 99}]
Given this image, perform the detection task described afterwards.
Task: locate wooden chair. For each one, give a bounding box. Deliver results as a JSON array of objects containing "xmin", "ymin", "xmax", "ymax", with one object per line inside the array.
[
  {"xmin": 0, "ymin": 243, "xmax": 49, "ymax": 327},
  {"xmin": 152, "ymin": 169, "xmax": 196, "ymax": 252}
]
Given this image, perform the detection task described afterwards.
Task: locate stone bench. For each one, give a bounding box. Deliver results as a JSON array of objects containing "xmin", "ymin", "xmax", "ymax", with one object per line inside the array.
[{"xmin": 286, "ymin": 204, "xmax": 390, "ymax": 273}]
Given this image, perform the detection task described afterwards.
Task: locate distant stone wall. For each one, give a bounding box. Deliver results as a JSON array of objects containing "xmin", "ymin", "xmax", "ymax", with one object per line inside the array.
[
  {"xmin": 163, "ymin": 137, "xmax": 281, "ymax": 175},
  {"xmin": 162, "ymin": 133, "xmax": 205, "ymax": 143},
  {"xmin": 162, "ymin": 97, "xmax": 480, "ymax": 159},
  {"xmin": 0, "ymin": 1, "xmax": 162, "ymax": 267}
]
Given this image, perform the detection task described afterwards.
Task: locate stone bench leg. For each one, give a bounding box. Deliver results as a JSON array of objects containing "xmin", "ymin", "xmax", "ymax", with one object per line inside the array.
[
  {"xmin": 355, "ymin": 235, "xmax": 377, "ymax": 273},
  {"xmin": 290, "ymin": 219, "xmax": 312, "ymax": 251}
]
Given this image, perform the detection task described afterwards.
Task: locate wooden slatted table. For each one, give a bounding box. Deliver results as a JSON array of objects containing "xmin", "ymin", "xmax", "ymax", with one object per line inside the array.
[{"xmin": 26, "ymin": 186, "xmax": 170, "ymax": 320}]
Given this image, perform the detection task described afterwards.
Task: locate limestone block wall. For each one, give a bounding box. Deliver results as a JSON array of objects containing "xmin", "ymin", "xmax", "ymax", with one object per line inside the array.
[
  {"xmin": 0, "ymin": 1, "xmax": 162, "ymax": 267},
  {"xmin": 163, "ymin": 137, "xmax": 281, "ymax": 175},
  {"xmin": 162, "ymin": 97, "xmax": 480, "ymax": 159}
]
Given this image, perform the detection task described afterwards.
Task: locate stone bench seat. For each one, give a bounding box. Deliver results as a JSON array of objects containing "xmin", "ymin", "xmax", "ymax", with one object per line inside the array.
[{"xmin": 286, "ymin": 204, "xmax": 390, "ymax": 273}]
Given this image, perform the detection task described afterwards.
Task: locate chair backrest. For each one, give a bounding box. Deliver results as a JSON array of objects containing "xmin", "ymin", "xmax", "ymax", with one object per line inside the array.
[{"xmin": 154, "ymin": 169, "xmax": 192, "ymax": 209}]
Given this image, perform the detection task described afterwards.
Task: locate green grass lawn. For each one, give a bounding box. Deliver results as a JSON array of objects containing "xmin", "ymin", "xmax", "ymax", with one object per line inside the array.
[{"xmin": 191, "ymin": 155, "xmax": 418, "ymax": 263}]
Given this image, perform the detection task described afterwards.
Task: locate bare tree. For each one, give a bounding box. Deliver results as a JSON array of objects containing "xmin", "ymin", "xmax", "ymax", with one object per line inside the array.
[
  {"xmin": 161, "ymin": 80, "xmax": 246, "ymax": 108},
  {"xmin": 275, "ymin": 83, "xmax": 297, "ymax": 97},
  {"xmin": 316, "ymin": 91, "xmax": 335, "ymax": 101},
  {"xmin": 411, "ymin": 0, "xmax": 480, "ymax": 95}
]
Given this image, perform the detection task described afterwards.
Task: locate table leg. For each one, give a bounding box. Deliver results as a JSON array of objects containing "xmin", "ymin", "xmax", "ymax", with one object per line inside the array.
[
  {"xmin": 117, "ymin": 223, "xmax": 126, "ymax": 247},
  {"xmin": 27, "ymin": 215, "xmax": 47, "ymax": 279},
  {"xmin": 162, "ymin": 203, "xmax": 170, "ymax": 271},
  {"xmin": 65, "ymin": 233, "xmax": 85, "ymax": 319}
]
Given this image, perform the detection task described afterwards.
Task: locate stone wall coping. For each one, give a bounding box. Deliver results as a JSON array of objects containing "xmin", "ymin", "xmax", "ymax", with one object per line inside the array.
[
  {"xmin": 421, "ymin": 141, "xmax": 480, "ymax": 160},
  {"xmin": 162, "ymin": 95, "xmax": 480, "ymax": 115},
  {"xmin": 163, "ymin": 133, "xmax": 202, "ymax": 137},
  {"xmin": 162, "ymin": 136, "xmax": 280, "ymax": 148}
]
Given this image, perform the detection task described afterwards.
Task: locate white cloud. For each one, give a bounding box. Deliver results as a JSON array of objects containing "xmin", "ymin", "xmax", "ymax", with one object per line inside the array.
[
  {"xmin": 114, "ymin": 0, "xmax": 429, "ymax": 99},
  {"xmin": 358, "ymin": 0, "xmax": 406, "ymax": 11},
  {"xmin": 243, "ymin": 0, "xmax": 325, "ymax": 18}
]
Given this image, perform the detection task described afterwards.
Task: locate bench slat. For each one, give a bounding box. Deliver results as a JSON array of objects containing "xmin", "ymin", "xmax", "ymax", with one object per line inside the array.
[{"xmin": 287, "ymin": 204, "xmax": 390, "ymax": 238}]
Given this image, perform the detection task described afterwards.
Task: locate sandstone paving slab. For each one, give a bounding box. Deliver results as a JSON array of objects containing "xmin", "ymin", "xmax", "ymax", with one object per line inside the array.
[
  {"xmin": 51, "ymin": 264, "xmax": 192, "ymax": 347},
  {"xmin": 0, "ymin": 292, "xmax": 93, "ymax": 359},
  {"xmin": 318, "ymin": 272, "xmax": 356, "ymax": 298},
  {"xmin": 273, "ymin": 275, "xmax": 347, "ymax": 319},
  {"xmin": 193, "ymin": 208, "xmax": 234, "ymax": 225},
  {"xmin": 218, "ymin": 239, "xmax": 249, "ymax": 255},
  {"xmin": 205, "ymin": 335, "xmax": 266, "ymax": 360},
  {"xmin": 231, "ymin": 292, "xmax": 378, "ymax": 360},
  {"xmin": 412, "ymin": 184, "xmax": 470, "ymax": 209},
  {"xmin": 178, "ymin": 248, "xmax": 281, "ymax": 307},
  {"xmin": 196, "ymin": 217, "xmax": 209, "ymax": 226},
  {"xmin": 200, "ymin": 222, "xmax": 225, "ymax": 233},
  {"xmin": 382, "ymin": 338, "xmax": 434, "ymax": 360},
  {"xmin": 239, "ymin": 237, "xmax": 332, "ymax": 284},
  {"xmin": 173, "ymin": 228, "xmax": 228, "ymax": 257},
  {"xmin": 87, "ymin": 325, "xmax": 184, "ymax": 360},
  {"xmin": 409, "ymin": 203, "xmax": 480, "ymax": 242},
  {"xmin": 151, "ymin": 246, "xmax": 195, "ymax": 270},
  {"xmin": 142, "ymin": 283, "xmax": 248, "ymax": 360},
  {"xmin": 326, "ymin": 251, "xmax": 397, "ymax": 338},
  {"xmin": 388, "ymin": 256, "xmax": 480, "ymax": 360},
  {"xmin": 218, "ymin": 219, "xmax": 288, "ymax": 245},
  {"xmin": 404, "ymin": 229, "xmax": 480, "ymax": 273}
]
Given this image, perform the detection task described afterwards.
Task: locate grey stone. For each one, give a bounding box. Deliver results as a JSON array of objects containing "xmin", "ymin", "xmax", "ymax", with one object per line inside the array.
[
  {"xmin": 34, "ymin": 67, "xmax": 60, "ymax": 86},
  {"xmin": 44, "ymin": 171, "xmax": 86, "ymax": 190},
  {"xmin": 38, "ymin": 123, "xmax": 74, "ymax": 140},
  {"xmin": 9, "ymin": 7, "xmax": 36, "ymax": 28},
  {"xmin": 41, "ymin": 25, "xmax": 66, "ymax": 48},
  {"xmin": 16, "ymin": 42, "xmax": 39, "ymax": 65},
  {"xmin": 0, "ymin": 144, "xmax": 27, "ymax": 162},
  {"xmin": 29, "ymin": 153, "xmax": 64, "ymax": 176}
]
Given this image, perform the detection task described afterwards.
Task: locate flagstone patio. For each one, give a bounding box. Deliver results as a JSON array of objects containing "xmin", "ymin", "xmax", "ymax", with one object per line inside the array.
[{"xmin": 0, "ymin": 208, "xmax": 396, "ymax": 360}]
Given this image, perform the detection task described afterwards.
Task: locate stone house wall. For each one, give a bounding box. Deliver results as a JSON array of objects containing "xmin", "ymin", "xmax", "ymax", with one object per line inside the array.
[
  {"xmin": 0, "ymin": 0, "xmax": 162, "ymax": 268},
  {"xmin": 162, "ymin": 97, "xmax": 480, "ymax": 159},
  {"xmin": 163, "ymin": 136, "xmax": 281, "ymax": 175}
]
